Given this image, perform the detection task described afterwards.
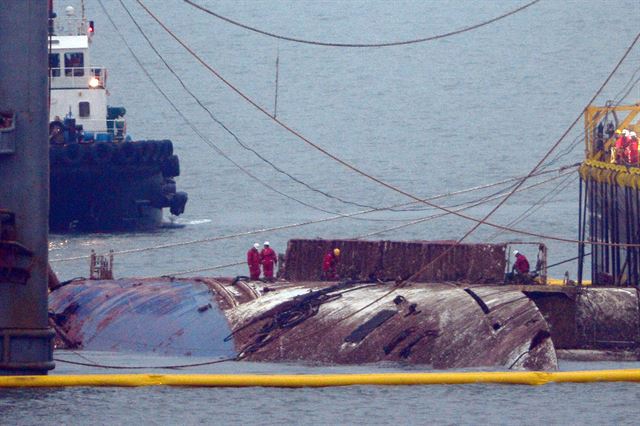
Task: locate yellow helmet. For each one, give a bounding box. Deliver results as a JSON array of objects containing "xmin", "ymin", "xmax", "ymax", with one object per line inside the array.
[
  {"xmin": 333, "ymin": 248, "xmax": 340, "ymax": 256},
  {"xmin": 615, "ymin": 129, "xmax": 623, "ymax": 134}
]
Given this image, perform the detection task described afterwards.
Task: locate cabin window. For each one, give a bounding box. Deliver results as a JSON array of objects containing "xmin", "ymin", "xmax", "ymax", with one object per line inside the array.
[
  {"xmin": 79, "ymin": 101, "xmax": 90, "ymax": 118},
  {"xmin": 49, "ymin": 53, "xmax": 60, "ymax": 77},
  {"xmin": 64, "ymin": 52, "xmax": 84, "ymax": 77}
]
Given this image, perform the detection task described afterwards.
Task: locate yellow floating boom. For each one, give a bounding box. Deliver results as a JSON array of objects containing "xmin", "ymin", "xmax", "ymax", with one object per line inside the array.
[{"xmin": 1, "ymin": 370, "xmax": 639, "ymax": 388}]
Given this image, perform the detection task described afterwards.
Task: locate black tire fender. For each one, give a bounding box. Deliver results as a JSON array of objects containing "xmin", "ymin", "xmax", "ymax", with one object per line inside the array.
[
  {"xmin": 170, "ymin": 191, "xmax": 188, "ymax": 216},
  {"xmin": 161, "ymin": 139, "xmax": 174, "ymax": 158},
  {"xmin": 49, "ymin": 145, "xmax": 65, "ymax": 164},
  {"xmin": 91, "ymin": 142, "xmax": 114, "ymax": 164},
  {"xmin": 138, "ymin": 140, "xmax": 156, "ymax": 163},
  {"xmin": 162, "ymin": 154, "xmax": 180, "ymax": 177},
  {"xmin": 116, "ymin": 141, "xmax": 137, "ymax": 164},
  {"xmin": 62, "ymin": 143, "xmax": 83, "ymax": 165}
]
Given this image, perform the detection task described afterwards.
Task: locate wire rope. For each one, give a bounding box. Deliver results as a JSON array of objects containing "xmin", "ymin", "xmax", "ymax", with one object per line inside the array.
[
  {"xmin": 49, "ymin": 165, "xmax": 579, "ymax": 264},
  {"xmin": 155, "ymin": 167, "xmax": 576, "ymax": 276},
  {"xmin": 115, "ymin": 0, "xmax": 395, "ymax": 214},
  {"xmin": 183, "ymin": 0, "xmax": 542, "ymax": 48},
  {"xmin": 120, "ymin": 2, "xmax": 640, "ymax": 247},
  {"xmin": 102, "ymin": 0, "xmax": 399, "ymax": 223}
]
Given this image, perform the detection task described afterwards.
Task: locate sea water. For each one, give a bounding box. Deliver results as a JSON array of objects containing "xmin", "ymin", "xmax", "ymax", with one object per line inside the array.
[{"xmin": 34, "ymin": 0, "xmax": 640, "ymax": 423}]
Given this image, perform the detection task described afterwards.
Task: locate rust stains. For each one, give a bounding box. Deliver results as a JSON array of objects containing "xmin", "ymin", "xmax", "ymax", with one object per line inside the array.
[
  {"xmin": 227, "ymin": 281, "xmax": 557, "ymax": 370},
  {"xmin": 284, "ymin": 239, "xmax": 506, "ymax": 283}
]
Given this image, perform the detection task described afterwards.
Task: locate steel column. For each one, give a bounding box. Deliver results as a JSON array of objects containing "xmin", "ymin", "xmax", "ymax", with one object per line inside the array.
[{"xmin": 0, "ymin": 1, "xmax": 54, "ymax": 374}]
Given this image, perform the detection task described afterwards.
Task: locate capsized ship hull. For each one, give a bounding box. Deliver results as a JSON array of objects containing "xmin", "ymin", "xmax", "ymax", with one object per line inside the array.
[{"xmin": 49, "ymin": 277, "xmax": 558, "ymax": 370}]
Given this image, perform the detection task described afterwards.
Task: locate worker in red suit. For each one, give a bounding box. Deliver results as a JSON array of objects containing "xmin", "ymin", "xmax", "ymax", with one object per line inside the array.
[
  {"xmin": 247, "ymin": 243, "xmax": 261, "ymax": 280},
  {"xmin": 627, "ymin": 131, "xmax": 638, "ymax": 165},
  {"xmin": 260, "ymin": 241, "xmax": 277, "ymax": 282},
  {"xmin": 513, "ymin": 250, "xmax": 530, "ymax": 276},
  {"xmin": 613, "ymin": 129, "xmax": 629, "ymax": 164},
  {"xmin": 322, "ymin": 248, "xmax": 340, "ymax": 281}
]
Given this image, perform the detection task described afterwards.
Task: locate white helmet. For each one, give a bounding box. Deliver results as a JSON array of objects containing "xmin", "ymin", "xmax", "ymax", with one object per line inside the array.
[
  {"xmin": 253, "ymin": 243, "xmax": 260, "ymax": 249},
  {"xmin": 513, "ymin": 250, "xmax": 519, "ymax": 255},
  {"xmin": 630, "ymin": 131, "xmax": 637, "ymax": 138},
  {"xmin": 264, "ymin": 241, "xmax": 270, "ymax": 246},
  {"xmin": 623, "ymin": 129, "xmax": 630, "ymax": 136}
]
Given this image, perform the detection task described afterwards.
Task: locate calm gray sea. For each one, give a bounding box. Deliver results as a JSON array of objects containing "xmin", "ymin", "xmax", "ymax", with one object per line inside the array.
[{"xmin": 34, "ymin": 0, "xmax": 640, "ymax": 423}]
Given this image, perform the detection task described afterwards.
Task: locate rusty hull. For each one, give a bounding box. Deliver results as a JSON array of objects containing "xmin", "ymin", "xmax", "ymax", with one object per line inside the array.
[
  {"xmin": 226, "ymin": 281, "xmax": 556, "ymax": 370},
  {"xmin": 575, "ymin": 287, "xmax": 640, "ymax": 349},
  {"xmin": 49, "ymin": 277, "xmax": 558, "ymax": 370},
  {"xmin": 283, "ymin": 239, "xmax": 506, "ymax": 283}
]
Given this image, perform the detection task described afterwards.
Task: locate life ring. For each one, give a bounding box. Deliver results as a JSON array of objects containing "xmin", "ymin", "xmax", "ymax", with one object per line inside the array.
[
  {"xmin": 91, "ymin": 142, "xmax": 114, "ymax": 164},
  {"xmin": 161, "ymin": 154, "xmax": 180, "ymax": 178}
]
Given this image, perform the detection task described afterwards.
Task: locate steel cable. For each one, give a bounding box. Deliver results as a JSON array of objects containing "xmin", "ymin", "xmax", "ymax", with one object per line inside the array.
[
  {"xmin": 52, "ymin": 3, "xmax": 637, "ymax": 372},
  {"xmin": 183, "ymin": 0, "xmax": 541, "ymax": 48},
  {"xmin": 114, "ymin": 0, "xmax": 395, "ymax": 214},
  {"xmin": 249, "ymin": 31, "xmax": 640, "ymax": 354},
  {"xmin": 155, "ymin": 168, "xmax": 576, "ymax": 276},
  {"xmin": 98, "ymin": 1, "xmax": 342, "ymax": 217},
  {"xmin": 50, "ymin": 165, "xmax": 579, "ymax": 264},
  {"xmin": 133, "ymin": 0, "xmax": 640, "ymax": 247}
]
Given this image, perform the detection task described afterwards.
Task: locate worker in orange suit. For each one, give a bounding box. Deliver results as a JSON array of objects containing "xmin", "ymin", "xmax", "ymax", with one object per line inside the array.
[
  {"xmin": 260, "ymin": 241, "xmax": 277, "ymax": 282},
  {"xmin": 247, "ymin": 243, "xmax": 261, "ymax": 280},
  {"xmin": 322, "ymin": 248, "xmax": 341, "ymax": 281}
]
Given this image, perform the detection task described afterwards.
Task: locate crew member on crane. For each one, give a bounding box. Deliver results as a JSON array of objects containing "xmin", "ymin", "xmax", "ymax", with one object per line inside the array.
[
  {"xmin": 322, "ymin": 248, "xmax": 341, "ymax": 281},
  {"xmin": 627, "ymin": 131, "xmax": 638, "ymax": 165},
  {"xmin": 612, "ymin": 129, "xmax": 628, "ymax": 164},
  {"xmin": 513, "ymin": 250, "xmax": 530, "ymax": 276},
  {"xmin": 260, "ymin": 241, "xmax": 277, "ymax": 282},
  {"xmin": 247, "ymin": 243, "xmax": 261, "ymax": 280}
]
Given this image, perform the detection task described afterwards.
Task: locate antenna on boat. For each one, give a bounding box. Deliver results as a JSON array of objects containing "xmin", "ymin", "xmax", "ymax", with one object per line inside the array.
[{"xmin": 273, "ymin": 44, "xmax": 280, "ymax": 119}]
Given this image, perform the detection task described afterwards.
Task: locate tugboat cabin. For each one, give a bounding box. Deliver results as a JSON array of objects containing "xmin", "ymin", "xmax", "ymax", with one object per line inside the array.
[{"xmin": 48, "ymin": 5, "xmax": 111, "ymax": 135}]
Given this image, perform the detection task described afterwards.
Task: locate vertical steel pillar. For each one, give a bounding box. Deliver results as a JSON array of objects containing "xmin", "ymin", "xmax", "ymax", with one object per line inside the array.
[
  {"xmin": 589, "ymin": 176, "xmax": 596, "ymax": 283},
  {"xmin": 577, "ymin": 177, "xmax": 586, "ymax": 285},
  {"xmin": 624, "ymin": 186, "xmax": 631, "ymax": 286},
  {"xmin": 0, "ymin": 1, "xmax": 54, "ymax": 374}
]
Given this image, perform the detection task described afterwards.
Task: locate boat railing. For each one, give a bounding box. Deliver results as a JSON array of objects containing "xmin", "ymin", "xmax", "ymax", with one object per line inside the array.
[
  {"xmin": 584, "ymin": 104, "xmax": 639, "ymax": 168},
  {"xmin": 50, "ymin": 17, "xmax": 88, "ymax": 37},
  {"xmin": 50, "ymin": 118, "xmax": 127, "ymax": 143},
  {"xmin": 81, "ymin": 119, "xmax": 127, "ymax": 141},
  {"xmin": 50, "ymin": 67, "xmax": 107, "ymax": 89}
]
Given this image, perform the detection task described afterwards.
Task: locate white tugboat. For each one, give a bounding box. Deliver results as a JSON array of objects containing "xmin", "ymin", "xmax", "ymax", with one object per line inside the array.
[{"xmin": 48, "ymin": 4, "xmax": 187, "ymax": 231}]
